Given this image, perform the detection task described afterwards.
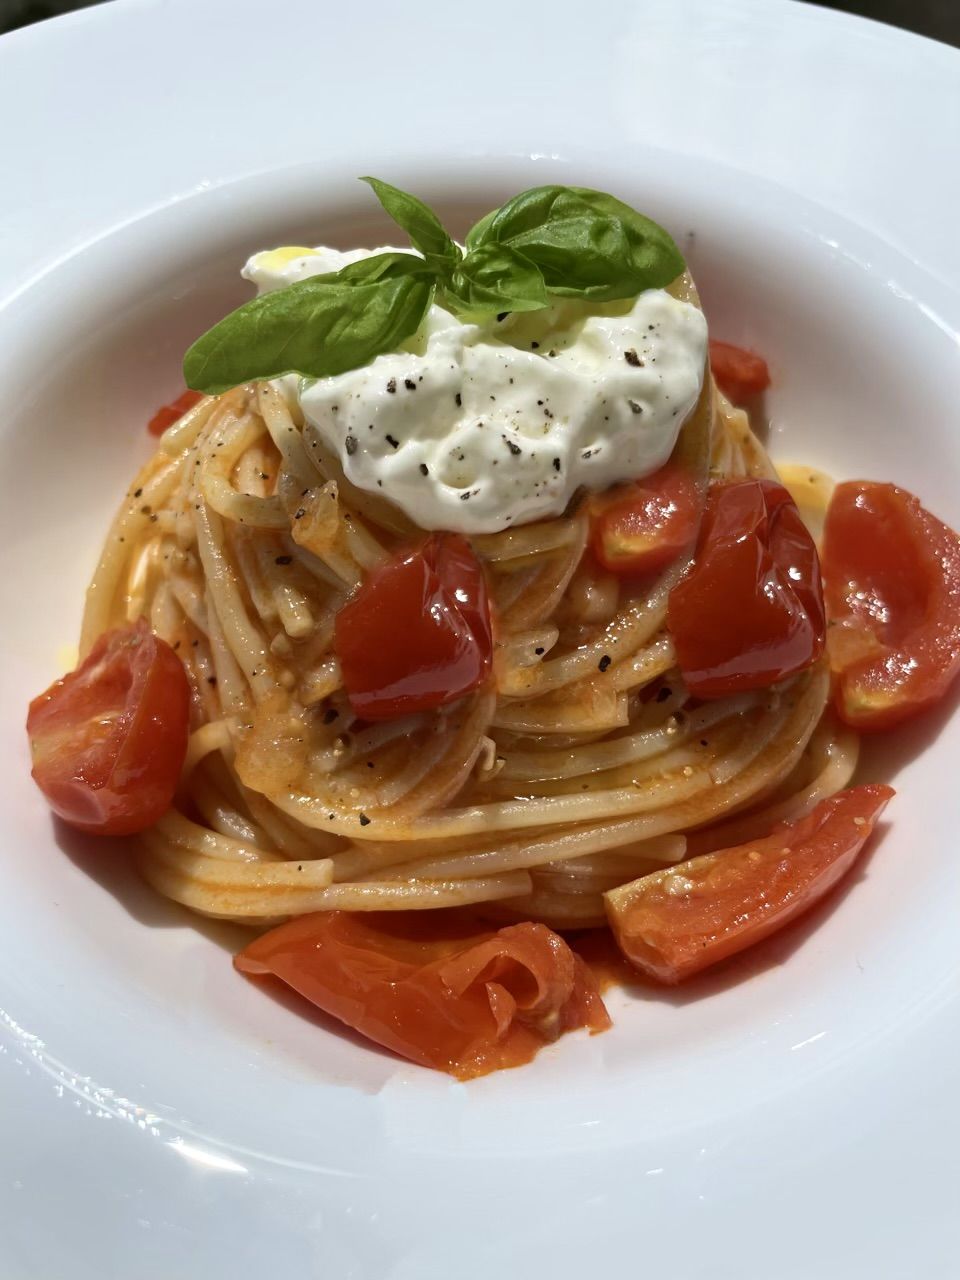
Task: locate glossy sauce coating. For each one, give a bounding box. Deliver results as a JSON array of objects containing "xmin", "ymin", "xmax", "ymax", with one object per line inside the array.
[{"xmin": 235, "ymin": 912, "xmax": 610, "ymax": 1078}]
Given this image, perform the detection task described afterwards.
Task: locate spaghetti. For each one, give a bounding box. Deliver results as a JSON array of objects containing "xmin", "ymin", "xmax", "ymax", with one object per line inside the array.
[{"xmin": 78, "ymin": 358, "xmax": 848, "ymax": 931}]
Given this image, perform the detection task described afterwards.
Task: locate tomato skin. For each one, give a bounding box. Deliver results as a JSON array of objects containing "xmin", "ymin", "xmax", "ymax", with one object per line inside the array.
[
  {"xmin": 589, "ymin": 463, "xmax": 702, "ymax": 576},
  {"xmin": 148, "ymin": 389, "xmax": 203, "ymax": 436},
  {"xmin": 667, "ymin": 478, "xmax": 826, "ymax": 696},
  {"xmin": 235, "ymin": 912, "xmax": 610, "ymax": 1079},
  {"xmin": 335, "ymin": 533, "xmax": 493, "ymax": 721},
  {"xmin": 708, "ymin": 340, "xmax": 770, "ymax": 404},
  {"xmin": 822, "ymin": 481, "xmax": 960, "ymax": 731},
  {"xmin": 605, "ymin": 784, "xmax": 894, "ymax": 984},
  {"xmin": 27, "ymin": 620, "xmax": 190, "ymax": 835}
]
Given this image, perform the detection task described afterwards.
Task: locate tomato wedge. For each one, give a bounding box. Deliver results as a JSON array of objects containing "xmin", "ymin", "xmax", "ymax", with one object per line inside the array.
[
  {"xmin": 26, "ymin": 619, "xmax": 190, "ymax": 835},
  {"xmin": 708, "ymin": 340, "xmax": 770, "ymax": 405},
  {"xmin": 235, "ymin": 912, "xmax": 610, "ymax": 1078},
  {"xmin": 147, "ymin": 389, "xmax": 203, "ymax": 436},
  {"xmin": 667, "ymin": 478, "xmax": 825, "ymax": 696},
  {"xmin": 605, "ymin": 784, "xmax": 894, "ymax": 984},
  {"xmin": 822, "ymin": 480, "xmax": 960, "ymax": 731},
  {"xmin": 335, "ymin": 533, "xmax": 493, "ymax": 721},
  {"xmin": 588, "ymin": 462, "xmax": 701, "ymax": 576}
]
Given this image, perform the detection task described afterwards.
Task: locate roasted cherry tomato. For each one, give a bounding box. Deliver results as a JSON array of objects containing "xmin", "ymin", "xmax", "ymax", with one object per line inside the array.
[
  {"xmin": 605, "ymin": 784, "xmax": 893, "ymax": 983},
  {"xmin": 335, "ymin": 533, "xmax": 493, "ymax": 721},
  {"xmin": 26, "ymin": 619, "xmax": 190, "ymax": 835},
  {"xmin": 708, "ymin": 340, "xmax": 770, "ymax": 405},
  {"xmin": 147, "ymin": 389, "xmax": 203, "ymax": 436},
  {"xmin": 588, "ymin": 463, "xmax": 701, "ymax": 577},
  {"xmin": 667, "ymin": 478, "xmax": 825, "ymax": 696},
  {"xmin": 235, "ymin": 912, "xmax": 610, "ymax": 1079},
  {"xmin": 822, "ymin": 480, "xmax": 960, "ymax": 730}
]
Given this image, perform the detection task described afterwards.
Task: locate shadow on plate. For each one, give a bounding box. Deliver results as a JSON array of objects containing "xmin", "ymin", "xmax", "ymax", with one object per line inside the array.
[{"xmin": 53, "ymin": 819, "xmax": 250, "ymax": 955}]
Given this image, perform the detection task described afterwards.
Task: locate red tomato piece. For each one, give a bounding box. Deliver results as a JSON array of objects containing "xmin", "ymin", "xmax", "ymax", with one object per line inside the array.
[
  {"xmin": 335, "ymin": 533, "xmax": 493, "ymax": 721},
  {"xmin": 606, "ymin": 784, "xmax": 894, "ymax": 984},
  {"xmin": 822, "ymin": 480, "xmax": 960, "ymax": 730},
  {"xmin": 708, "ymin": 340, "xmax": 770, "ymax": 405},
  {"xmin": 147, "ymin": 389, "xmax": 204, "ymax": 436},
  {"xmin": 589, "ymin": 463, "xmax": 702, "ymax": 577},
  {"xmin": 667, "ymin": 478, "xmax": 825, "ymax": 696},
  {"xmin": 235, "ymin": 912, "xmax": 610, "ymax": 1079},
  {"xmin": 26, "ymin": 619, "xmax": 190, "ymax": 835}
]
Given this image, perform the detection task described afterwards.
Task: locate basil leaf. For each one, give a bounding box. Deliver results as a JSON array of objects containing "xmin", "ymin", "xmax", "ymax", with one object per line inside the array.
[
  {"xmin": 446, "ymin": 243, "xmax": 548, "ymax": 315},
  {"xmin": 184, "ymin": 272, "xmax": 435, "ymax": 394},
  {"xmin": 360, "ymin": 176, "xmax": 461, "ymax": 270},
  {"xmin": 334, "ymin": 250, "xmax": 437, "ymax": 285},
  {"xmin": 465, "ymin": 185, "xmax": 684, "ymax": 301}
]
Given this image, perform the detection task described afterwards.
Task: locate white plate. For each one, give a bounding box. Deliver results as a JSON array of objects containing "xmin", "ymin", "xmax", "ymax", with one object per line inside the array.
[{"xmin": 2, "ymin": 2, "xmax": 959, "ymax": 1276}]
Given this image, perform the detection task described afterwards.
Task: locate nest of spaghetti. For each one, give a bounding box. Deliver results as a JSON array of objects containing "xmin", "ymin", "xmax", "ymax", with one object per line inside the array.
[{"xmin": 80, "ymin": 359, "xmax": 855, "ymax": 934}]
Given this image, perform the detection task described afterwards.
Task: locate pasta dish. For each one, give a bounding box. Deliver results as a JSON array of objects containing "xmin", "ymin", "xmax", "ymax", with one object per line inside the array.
[{"xmin": 26, "ymin": 180, "xmax": 960, "ymax": 1078}]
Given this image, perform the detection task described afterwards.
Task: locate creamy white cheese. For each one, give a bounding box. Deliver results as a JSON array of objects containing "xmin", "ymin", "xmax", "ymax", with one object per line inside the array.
[{"xmin": 243, "ymin": 245, "xmax": 708, "ymax": 535}]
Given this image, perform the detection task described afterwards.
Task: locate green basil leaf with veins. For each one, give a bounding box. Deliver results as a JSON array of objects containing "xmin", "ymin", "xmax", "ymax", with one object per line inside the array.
[
  {"xmin": 465, "ymin": 185, "xmax": 684, "ymax": 301},
  {"xmin": 360, "ymin": 176, "xmax": 461, "ymax": 270},
  {"xmin": 334, "ymin": 250, "xmax": 438, "ymax": 285},
  {"xmin": 183, "ymin": 268, "xmax": 435, "ymax": 394},
  {"xmin": 445, "ymin": 243, "xmax": 548, "ymax": 315}
]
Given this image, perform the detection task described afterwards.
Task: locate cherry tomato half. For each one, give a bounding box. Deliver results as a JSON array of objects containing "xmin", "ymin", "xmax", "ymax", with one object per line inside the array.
[
  {"xmin": 667, "ymin": 478, "xmax": 825, "ymax": 697},
  {"xmin": 335, "ymin": 533, "xmax": 493, "ymax": 721},
  {"xmin": 708, "ymin": 340, "xmax": 770, "ymax": 405},
  {"xmin": 235, "ymin": 912, "xmax": 610, "ymax": 1079},
  {"xmin": 27, "ymin": 619, "xmax": 190, "ymax": 835},
  {"xmin": 822, "ymin": 480, "xmax": 960, "ymax": 730},
  {"xmin": 147, "ymin": 389, "xmax": 203, "ymax": 436},
  {"xmin": 605, "ymin": 784, "xmax": 894, "ymax": 983},
  {"xmin": 588, "ymin": 463, "xmax": 702, "ymax": 577}
]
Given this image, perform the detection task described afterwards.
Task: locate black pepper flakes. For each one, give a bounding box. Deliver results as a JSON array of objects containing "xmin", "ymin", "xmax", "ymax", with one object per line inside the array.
[
  {"xmin": 358, "ymin": 813, "xmax": 371, "ymax": 827},
  {"xmin": 534, "ymin": 646, "xmax": 545, "ymax": 656},
  {"xmin": 628, "ymin": 400, "xmax": 643, "ymax": 415},
  {"xmin": 624, "ymin": 348, "xmax": 642, "ymax": 367},
  {"xmin": 404, "ymin": 378, "xmax": 417, "ymax": 391},
  {"xmin": 294, "ymin": 507, "xmax": 306, "ymax": 519},
  {"xmin": 385, "ymin": 434, "xmax": 400, "ymax": 449},
  {"xmin": 419, "ymin": 463, "xmax": 429, "ymax": 476},
  {"xmin": 598, "ymin": 655, "xmax": 612, "ymax": 672},
  {"xmin": 133, "ymin": 487, "xmax": 143, "ymax": 498},
  {"xmin": 275, "ymin": 554, "xmax": 293, "ymax": 566},
  {"xmin": 531, "ymin": 341, "xmax": 540, "ymax": 350},
  {"xmin": 552, "ymin": 457, "xmax": 561, "ymax": 472},
  {"xmin": 386, "ymin": 378, "xmax": 397, "ymax": 393},
  {"xmin": 345, "ymin": 434, "xmax": 358, "ymax": 455},
  {"xmin": 455, "ymin": 392, "xmax": 462, "ymax": 407},
  {"xmin": 503, "ymin": 437, "xmax": 522, "ymax": 456}
]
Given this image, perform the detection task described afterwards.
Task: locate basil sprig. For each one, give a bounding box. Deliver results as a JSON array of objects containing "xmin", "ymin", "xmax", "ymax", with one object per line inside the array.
[{"xmin": 184, "ymin": 180, "xmax": 685, "ymax": 393}]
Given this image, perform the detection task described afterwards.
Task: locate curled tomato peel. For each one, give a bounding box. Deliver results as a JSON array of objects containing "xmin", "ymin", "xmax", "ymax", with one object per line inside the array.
[
  {"xmin": 822, "ymin": 480, "xmax": 960, "ymax": 731},
  {"xmin": 605, "ymin": 784, "xmax": 894, "ymax": 984},
  {"xmin": 235, "ymin": 912, "xmax": 610, "ymax": 1079},
  {"xmin": 27, "ymin": 619, "xmax": 190, "ymax": 835}
]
